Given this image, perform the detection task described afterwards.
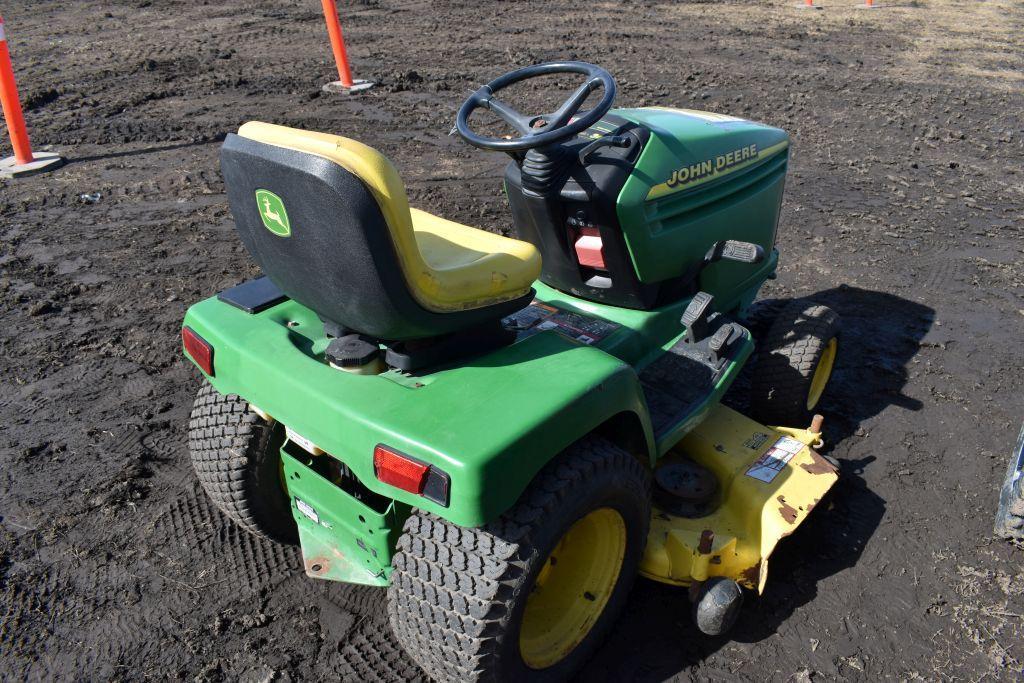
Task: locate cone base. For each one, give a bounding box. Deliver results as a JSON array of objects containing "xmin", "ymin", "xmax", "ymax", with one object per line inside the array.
[
  {"xmin": 0, "ymin": 151, "xmax": 64, "ymax": 178},
  {"xmin": 322, "ymin": 79, "xmax": 374, "ymax": 94}
]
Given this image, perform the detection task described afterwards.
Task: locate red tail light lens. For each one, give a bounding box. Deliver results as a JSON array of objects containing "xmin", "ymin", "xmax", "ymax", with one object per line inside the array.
[
  {"xmin": 182, "ymin": 326, "xmax": 214, "ymax": 376},
  {"xmin": 373, "ymin": 445, "xmax": 430, "ymax": 494}
]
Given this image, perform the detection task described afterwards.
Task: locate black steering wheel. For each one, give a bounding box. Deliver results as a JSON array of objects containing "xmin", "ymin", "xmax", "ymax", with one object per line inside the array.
[{"xmin": 455, "ymin": 61, "xmax": 617, "ymax": 152}]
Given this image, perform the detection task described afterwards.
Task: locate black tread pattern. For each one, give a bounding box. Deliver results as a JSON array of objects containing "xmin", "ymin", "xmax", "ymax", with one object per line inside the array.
[
  {"xmin": 741, "ymin": 297, "xmax": 788, "ymax": 341},
  {"xmin": 337, "ymin": 611, "xmax": 427, "ymax": 683},
  {"xmin": 750, "ymin": 301, "xmax": 840, "ymax": 426},
  {"xmin": 187, "ymin": 382, "xmax": 297, "ymax": 544},
  {"xmin": 387, "ymin": 437, "xmax": 650, "ymax": 683},
  {"xmin": 319, "ymin": 580, "xmax": 389, "ymax": 617}
]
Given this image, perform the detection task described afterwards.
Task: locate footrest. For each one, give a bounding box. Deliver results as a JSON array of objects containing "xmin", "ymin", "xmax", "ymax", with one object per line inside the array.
[{"xmin": 640, "ymin": 315, "xmax": 752, "ymax": 442}]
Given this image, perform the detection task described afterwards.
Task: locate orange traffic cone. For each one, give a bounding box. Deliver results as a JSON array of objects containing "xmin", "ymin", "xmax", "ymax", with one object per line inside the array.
[
  {"xmin": 0, "ymin": 16, "xmax": 63, "ymax": 178},
  {"xmin": 320, "ymin": 0, "xmax": 373, "ymax": 94}
]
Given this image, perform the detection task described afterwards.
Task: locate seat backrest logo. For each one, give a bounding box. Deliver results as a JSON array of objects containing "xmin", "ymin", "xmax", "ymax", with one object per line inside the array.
[{"xmin": 255, "ymin": 189, "xmax": 290, "ymax": 237}]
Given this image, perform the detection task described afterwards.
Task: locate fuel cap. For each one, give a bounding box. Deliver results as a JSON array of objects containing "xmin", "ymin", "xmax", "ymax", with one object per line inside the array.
[{"xmin": 325, "ymin": 334, "xmax": 381, "ymax": 368}]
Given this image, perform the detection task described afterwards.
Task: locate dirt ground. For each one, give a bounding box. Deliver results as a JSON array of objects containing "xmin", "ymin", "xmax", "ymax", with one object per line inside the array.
[{"xmin": 1, "ymin": 0, "xmax": 1022, "ymax": 680}]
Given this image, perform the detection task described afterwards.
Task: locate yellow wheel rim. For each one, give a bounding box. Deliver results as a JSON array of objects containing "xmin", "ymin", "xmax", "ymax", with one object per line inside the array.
[
  {"xmin": 519, "ymin": 507, "xmax": 627, "ymax": 670},
  {"xmin": 807, "ymin": 337, "xmax": 838, "ymax": 410}
]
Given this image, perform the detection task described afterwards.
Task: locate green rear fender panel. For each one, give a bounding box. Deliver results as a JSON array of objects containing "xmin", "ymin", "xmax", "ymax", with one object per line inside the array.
[{"xmin": 184, "ymin": 296, "xmax": 655, "ymax": 528}]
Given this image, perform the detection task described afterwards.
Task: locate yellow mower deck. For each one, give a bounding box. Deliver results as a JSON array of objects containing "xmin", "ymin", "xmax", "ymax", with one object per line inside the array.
[{"xmin": 641, "ymin": 405, "xmax": 838, "ymax": 592}]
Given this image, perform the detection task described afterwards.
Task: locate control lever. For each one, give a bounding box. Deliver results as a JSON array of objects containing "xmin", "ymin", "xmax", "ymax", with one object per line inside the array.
[
  {"xmin": 703, "ymin": 240, "xmax": 766, "ymax": 265},
  {"xmin": 578, "ymin": 135, "xmax": 631, "ymax": 164},
  {"xmin": 707, "ymin": 323, "xmax": 735, "ymax": 365},
  {"xmin": 680, "ymin": 240, "xmax": 767, "ymax": 295},
  {"xmin": 681, "ymin": 291, "xmax": 714, "ymax": 345}
]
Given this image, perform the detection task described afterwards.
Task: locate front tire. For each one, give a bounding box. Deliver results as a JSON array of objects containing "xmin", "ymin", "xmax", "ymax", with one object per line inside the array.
[
  {"xmin": 187, "ymin": 382, "xmax": 297, "ymax": 544},
  {"xmin": 750, "ymin": 301, "xmax": 840, "ymax": 426},
  {"xmin": 387, "ymin": 436, "xmax": 651, "ymax": 682}
]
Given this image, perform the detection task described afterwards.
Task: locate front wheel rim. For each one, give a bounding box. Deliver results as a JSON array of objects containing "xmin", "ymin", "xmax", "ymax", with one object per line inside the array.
[
  {"xmin": 519, "ymin": 507, "xmax": 627, "ymax": 669},
  {"xmin": 806, "ymin": 337, "xmax": 838, "ymax": 410}
]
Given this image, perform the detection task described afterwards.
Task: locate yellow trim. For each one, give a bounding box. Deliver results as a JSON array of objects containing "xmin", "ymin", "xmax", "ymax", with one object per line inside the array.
[
  {"xmin": 519, "ymin": 508, "xmax": 626, "ymax": 669},
  {"xmin": 645, "ymin": 140, "xmax": 790, "ymax": 201},
  {"xmin": 807, "ymin": 337, "xmax": 837, "ymax": 410},
  {"xmin": 236, "ymin": 122, "xmax": 541, "ymax": 313}
]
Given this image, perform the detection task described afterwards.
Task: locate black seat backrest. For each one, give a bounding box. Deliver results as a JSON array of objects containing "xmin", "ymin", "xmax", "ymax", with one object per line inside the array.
[{"xmin": 220, "ymin": 129, "xmax": 527, "ymax": 340}]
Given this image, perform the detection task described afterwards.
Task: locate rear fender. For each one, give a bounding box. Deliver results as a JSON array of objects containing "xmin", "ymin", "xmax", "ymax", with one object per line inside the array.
[{"xmin": 184, "ymin": 296, "xmax": 654, "ymax": 528}]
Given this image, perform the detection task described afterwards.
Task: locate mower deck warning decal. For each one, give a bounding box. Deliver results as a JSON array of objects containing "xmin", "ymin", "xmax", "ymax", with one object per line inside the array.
[
  {"xmin": 503, "ymin": 301, "xmax": 620, "ymax": 346},
  {"xmin": 745, "ymin": 436, "xmax": 805, "ymax": 483}
]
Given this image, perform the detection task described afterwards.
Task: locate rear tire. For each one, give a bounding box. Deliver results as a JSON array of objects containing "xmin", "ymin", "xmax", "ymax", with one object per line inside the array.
[
  {"xmin": 387, "ymin": 436, "xmax": 651, "ymax": 683},
  {"xmin": 187, "ymin": 382, "xmax": 297, "ymax": 544},
  {"xmin": 750, "ymin": 301, "xmax": 840, "ymax": 427}
]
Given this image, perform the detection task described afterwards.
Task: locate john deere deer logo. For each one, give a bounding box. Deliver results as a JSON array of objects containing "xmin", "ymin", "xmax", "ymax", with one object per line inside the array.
[{"xmin": 255, "ymin": 189, "xmax": 290, "ymax": 237}]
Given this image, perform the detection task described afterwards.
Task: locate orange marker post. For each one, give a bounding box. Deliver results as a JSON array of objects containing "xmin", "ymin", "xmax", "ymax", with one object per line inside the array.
[
  {"xmin": 0, "ymin": 16, "xmax": 62, "ymax": 178},
  {"xmin": 798, "ymin": 0, "xmax": 822, "ymax": 9},
  {"xmin": 320, "ymin": 0, "xmax": 373, "ymax": 94}
]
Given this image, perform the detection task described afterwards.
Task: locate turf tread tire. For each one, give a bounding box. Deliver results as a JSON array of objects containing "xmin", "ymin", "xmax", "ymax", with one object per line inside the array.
[
  {"xmin": 750, "ymin": 301, "xmax": 840, "ymax": 426},
  {"xmin": 187, "ymin": 382, "xmax": 297, "ymax": 544},
  {"xmin": 387, "ymin": 435, "xmax": 650, "ymax": 683}
]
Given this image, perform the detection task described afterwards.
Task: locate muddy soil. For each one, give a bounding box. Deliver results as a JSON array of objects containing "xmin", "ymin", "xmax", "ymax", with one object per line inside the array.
[{"xmin": 1, "ymin": 0, "xmax": 1022, "ymax": 680}]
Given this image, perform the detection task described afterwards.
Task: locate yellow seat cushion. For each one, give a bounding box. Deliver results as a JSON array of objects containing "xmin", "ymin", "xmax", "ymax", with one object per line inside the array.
[{"xmin": 237, "ymin": 122, "xmax": 541, "ymax": 313}]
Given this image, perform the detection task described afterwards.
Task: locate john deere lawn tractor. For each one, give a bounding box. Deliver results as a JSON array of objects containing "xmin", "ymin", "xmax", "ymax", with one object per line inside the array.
[{"xmin": 182, "ymin": 62, "xmax": 841, "ymax": 681}]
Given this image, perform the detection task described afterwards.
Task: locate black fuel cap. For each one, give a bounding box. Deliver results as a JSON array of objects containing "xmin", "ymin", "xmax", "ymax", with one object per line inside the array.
[{"xmin": 325, "ymin": 334, "xmax": 381, "ymax": 368}]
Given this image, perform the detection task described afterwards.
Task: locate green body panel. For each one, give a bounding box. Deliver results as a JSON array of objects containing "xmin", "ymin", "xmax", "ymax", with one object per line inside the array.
[
  {"xmin": 282, "ymin": 447, "xmax": 404, "ymax": 585},
  {"xmin": 534, "ymin": 279, "xmax": 762, "ymax": 457},
  {"xmin": 184, "ymin": 250, "xmax": 774, "ymax": 520},
  {"xmin": 613, "ymin": 107, "xmax": 790, "ymax": 290},
  {"xmin": 184, "ymin": 292, "xmax": 651, "ymax": 530}
]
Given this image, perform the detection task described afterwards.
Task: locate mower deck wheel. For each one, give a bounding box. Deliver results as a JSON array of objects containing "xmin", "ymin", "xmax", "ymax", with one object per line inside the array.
[
  {"xmin": 187, "ymin": 382, "xmax": 297, "ymax": 544},
  {"xmin": 387, "ymin": 435, "xmax": 651, "ymax": 683},
  {"xmin": 750, "ymin": 301, "xmax": 841, "ymax": 426},
  {"xmin": 693, "ymin": 577, "xmax": 744, "ymax": 636}
]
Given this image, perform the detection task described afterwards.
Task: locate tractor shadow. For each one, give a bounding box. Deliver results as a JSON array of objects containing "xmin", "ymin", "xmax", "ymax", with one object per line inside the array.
[{"xmin": 578, "ymin": 285, "xmax": 933, "ymax": 682}]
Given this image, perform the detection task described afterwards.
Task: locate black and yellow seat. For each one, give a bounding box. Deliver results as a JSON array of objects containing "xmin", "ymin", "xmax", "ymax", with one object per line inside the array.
[{"xmin": 220, "ymin": 122, "xmax": 541, "ymax": 341}]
